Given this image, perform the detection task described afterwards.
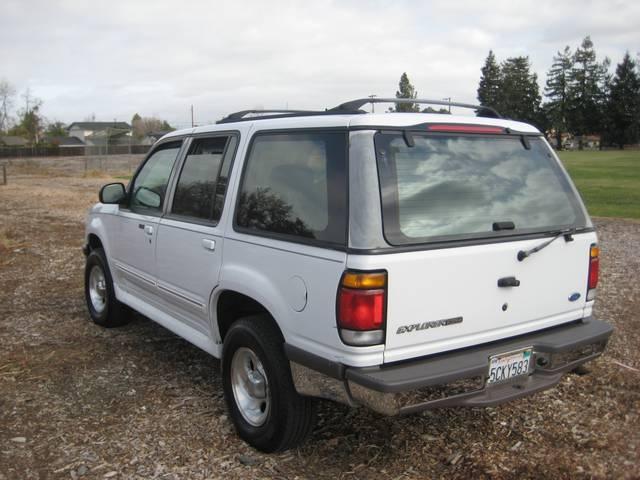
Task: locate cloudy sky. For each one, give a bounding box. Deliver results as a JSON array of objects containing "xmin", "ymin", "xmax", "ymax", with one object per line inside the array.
[{"xmin": 2, "ymin": 0, "xmax": 638, "ymax": 129}]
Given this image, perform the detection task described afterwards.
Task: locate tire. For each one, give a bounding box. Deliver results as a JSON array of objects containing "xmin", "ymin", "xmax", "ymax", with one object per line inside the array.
[
  {"xmin": 84, "ymin": 248, "xmax": 130, "ymax": 328},
  {"xmin": 222, "ymin": 315, "xmax": 317, "ymax": 452}
]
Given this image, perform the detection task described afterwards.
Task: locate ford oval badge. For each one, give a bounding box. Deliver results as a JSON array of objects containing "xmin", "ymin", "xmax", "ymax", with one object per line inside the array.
[{"xmin": 569, "ymin": 292, "xmax": 581, "ymax": 302}]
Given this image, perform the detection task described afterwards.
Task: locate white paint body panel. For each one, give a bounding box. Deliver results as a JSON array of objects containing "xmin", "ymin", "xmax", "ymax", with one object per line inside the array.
[
  {"xmin": 347, "ymin": 232, "xmax": 596, "ymax": 363},
  {"xmin": 219, "ymin": 232, "xmax": 385, "ymax": 367},
  {"xmin": 155, "ymin": 218, "xmax": 224, "ymax": 336},
  {"xmin": 85, "ymin": 111, "xmax": 595, "ymax": 371},
  {"xmin": 111, "ymin": 211, "xmax": 159, "ymax": 303}
]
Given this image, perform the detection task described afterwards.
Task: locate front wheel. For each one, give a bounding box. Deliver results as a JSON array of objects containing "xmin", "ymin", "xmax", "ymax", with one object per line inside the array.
[
  {"xmin": 84, "ymin": 248, "xmax": 129, "ymax": 328},
  {"xmin": 222, "ymin": 316, "xmax": 317, "ymax": 452}
]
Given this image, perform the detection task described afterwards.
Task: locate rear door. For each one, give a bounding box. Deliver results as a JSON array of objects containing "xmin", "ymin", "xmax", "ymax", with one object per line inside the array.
[
  {"xmin": 154, "ymin": 134, "xmax": 238, "ymax": 335},
  {"xmin": 365, "ymin": 130, "xmax": 594, "ymax": 363}
]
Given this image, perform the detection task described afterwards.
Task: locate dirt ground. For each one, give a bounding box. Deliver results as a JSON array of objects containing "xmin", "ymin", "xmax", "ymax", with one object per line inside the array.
[{"xmin": 0, "ymin": 168, "xmax": 639, "ymax": 479}]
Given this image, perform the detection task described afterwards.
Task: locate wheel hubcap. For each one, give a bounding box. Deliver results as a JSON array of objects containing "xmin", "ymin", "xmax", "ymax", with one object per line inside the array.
[
  {"xmin": 89, "ymin": 265, "xmax": 107, "ymax": 314},
  {"xmin": 230, "ymin": 347, "xmax": 270, "ymax": 427}
]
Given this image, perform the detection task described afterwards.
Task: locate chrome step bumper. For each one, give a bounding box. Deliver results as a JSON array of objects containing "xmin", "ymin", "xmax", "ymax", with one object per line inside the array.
[{"xmin": 286, "ymin": 317, "xmax": 613, "ymax": 415}]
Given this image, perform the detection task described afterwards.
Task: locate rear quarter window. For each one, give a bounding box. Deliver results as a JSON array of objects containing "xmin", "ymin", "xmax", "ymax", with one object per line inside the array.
[{"xmin": 235, "ymin": 131, "xmax": 347, "ymax": 245}]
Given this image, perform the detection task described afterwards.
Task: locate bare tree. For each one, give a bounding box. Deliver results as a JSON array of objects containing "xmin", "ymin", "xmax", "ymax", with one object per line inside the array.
[{"xmin": 0, "ymin": 78, "xmax": 16, "ymax": 133}]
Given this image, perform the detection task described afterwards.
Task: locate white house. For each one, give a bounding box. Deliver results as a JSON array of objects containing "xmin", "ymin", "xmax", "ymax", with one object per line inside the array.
[{"xmin": 68, "ymin": 122, "xmax": 132, "ymax": 146}]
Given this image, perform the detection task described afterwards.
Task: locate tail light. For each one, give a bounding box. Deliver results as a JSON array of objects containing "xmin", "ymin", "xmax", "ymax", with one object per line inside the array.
[
  {"xmin": 337, "ymin": 271, "xmax": 387, "ymax": 346},
  {"xmin": 587, "ymin": 244, "xmax": 599, "ymax": 301}
]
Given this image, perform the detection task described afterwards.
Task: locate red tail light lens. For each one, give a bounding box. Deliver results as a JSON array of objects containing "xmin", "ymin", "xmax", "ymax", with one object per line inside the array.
[
  {"xmin": 337, "ymin": 271, "xmax": 387, "ymax": 346},
  {"xmin": 587, "ymin": 244, "xmax": 599, "ymax": 300},
  {"xmin": 338, "ymin": 288, "xmax": 384, "ymax": 330},
  {"xmin": 588, "ymin": 257, "xmax": 599, "ymax": 289}
]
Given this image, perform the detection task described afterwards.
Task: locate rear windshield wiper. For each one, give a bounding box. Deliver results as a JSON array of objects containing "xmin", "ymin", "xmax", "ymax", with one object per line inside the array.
[{"xmin": 517, "ymin": 229, "xmax": 575, "ymax": 262}]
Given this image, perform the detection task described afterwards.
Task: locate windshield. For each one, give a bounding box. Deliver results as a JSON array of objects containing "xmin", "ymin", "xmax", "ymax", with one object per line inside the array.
[{"xmin": 375, "ymin": 132, "xmax": 586, "ymax": 245}]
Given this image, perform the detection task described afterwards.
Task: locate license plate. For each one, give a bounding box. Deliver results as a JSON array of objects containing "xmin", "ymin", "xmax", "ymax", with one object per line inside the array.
[{"xmin": 487, "ymin": 348, "xmax": 533, "ymax": 385}]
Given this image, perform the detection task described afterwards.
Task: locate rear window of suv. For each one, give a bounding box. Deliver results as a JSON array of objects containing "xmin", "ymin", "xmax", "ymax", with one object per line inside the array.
[{"xmin": 375, "ymin": 132, "xmax": 586, "ymax": 245}]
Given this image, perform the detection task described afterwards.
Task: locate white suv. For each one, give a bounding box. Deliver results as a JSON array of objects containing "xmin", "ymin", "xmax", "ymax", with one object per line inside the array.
[{"xmin": 83, "ymin": 98, "xmax": 612, "ymax": 452}]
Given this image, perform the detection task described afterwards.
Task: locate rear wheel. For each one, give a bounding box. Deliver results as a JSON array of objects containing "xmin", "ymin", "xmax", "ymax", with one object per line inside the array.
[
  {"xmin": 84, "ymin": 248, "xmax": 130, "ymax": 327},
  {"xmin": 222, "ymin": 315, "xmax": 317, "ymax": 452}
]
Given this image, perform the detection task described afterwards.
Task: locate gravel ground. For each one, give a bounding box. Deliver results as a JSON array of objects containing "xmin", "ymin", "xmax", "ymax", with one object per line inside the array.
[{"xmin": 0, "ymin": 172, "xmax": 638, "ymax": 479}]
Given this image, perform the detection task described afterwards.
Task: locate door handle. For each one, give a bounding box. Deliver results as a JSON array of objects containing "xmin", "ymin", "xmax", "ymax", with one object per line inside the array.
[
  {"xmin": 497, "ymin": 276, "xmax": 520, "ymax": 287},
  {"xmin": 144, "ymin": 225, "xmax": 154, "ymax": 235},
  {"xmin": 202, "ymin": 239, "xmax": 216, "ymax": 251}
]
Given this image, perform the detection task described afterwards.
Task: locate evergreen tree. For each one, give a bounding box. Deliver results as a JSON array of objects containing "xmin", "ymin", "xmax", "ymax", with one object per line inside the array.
[
  {"xmin": 132, "ymin": 113, "xmax": 174, "ymax": 138},
  {"xmin": 477, "ymin": 50, "xmax": 502, "ymax": 111},
  {"xmin": 131, "ymin": 113, "xmax": 143, "ymax": 139},
  {"xmin": 422, "ymin": 107, "xmax": 451, "ymax": 114},
  {"xmin": 10, "ymin": 106, "xmax": 43, "ymax": 144},
  {"xmin": 160, "ymin": 120, "xmax": 175, "ymax": 131},
  {"xmin": 392, "ymin": 72, "xmax": 419, "ymax": 112},
  {"xmin": 499, "ymin": 56, "xmax": 543, "ymax": 128},
  {"xmin": 567, "ymin": 36, "xmax": 609, "ymax": 148},
  {"xmin": 544, "ymin": 46, "xmax": 574, "ymax": 149},
  {"xmin": 45, "ymin": 121, "xmax": 67, "ymax": 138},
  {"xmin": 605, "ymin": 52, "xmax": 640, "ymax": 148},
  {"xmin": 9, "ymin": 90, "xmax": 43, "ymax": 144}
]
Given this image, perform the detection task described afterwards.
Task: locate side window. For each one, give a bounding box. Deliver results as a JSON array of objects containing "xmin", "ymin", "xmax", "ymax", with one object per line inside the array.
[
  {"xmin": 130, "ymin": 141, "xmax": 182, "ymax": 212},
  {"xmin": 236, "ymin": 131, "xmax": 347, "ymax": 245},
  {"xmin": 171, "ymin": 135, "xmax": 237, "ymax": 222}
]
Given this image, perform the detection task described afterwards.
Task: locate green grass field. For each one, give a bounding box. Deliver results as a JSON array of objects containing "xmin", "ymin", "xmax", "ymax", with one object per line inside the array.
[{"xmin": 559, "ymin": 149, "xmax": 640, "ymax": 219}]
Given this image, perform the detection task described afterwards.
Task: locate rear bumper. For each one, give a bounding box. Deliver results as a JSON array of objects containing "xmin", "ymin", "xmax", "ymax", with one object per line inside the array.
[{"xmin": 286, "ymin": 317, "xmax": 613, "ymax": 415}]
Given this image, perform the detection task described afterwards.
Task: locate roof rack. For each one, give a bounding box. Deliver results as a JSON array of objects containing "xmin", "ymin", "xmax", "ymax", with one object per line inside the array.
[
  {"xmin": 217, "ymin": 109, "xmax": 340, "ymax": 124},
  {"xmin": 329, "ymin": 98, "xmax": 502, "ymax": 118},
  {"xmin": 216, "ymin": 98, "xmax": 501, "ymax": 124}
]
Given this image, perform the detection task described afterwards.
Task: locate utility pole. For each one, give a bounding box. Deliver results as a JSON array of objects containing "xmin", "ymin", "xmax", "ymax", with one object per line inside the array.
[
  {"xmin": 24, "ymin": 87, "xmax": 31, "ymax": 113},
  {"xmin": 442, "ymin": 97, "xmax": 451, "ymax": 113},
  {"xmin": 368, "ymin": 94, "xmax": 377, "ymax": 113},
  {"xmin": 191, "ymin": 105, "xmax": 194, "ymax": 127}
]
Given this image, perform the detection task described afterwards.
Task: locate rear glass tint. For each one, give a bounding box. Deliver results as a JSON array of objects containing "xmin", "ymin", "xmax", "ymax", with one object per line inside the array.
[
  {"xmin": 375, "ymin": 133, "xmax": 585, "ymax": 244},
  {"xmin": 236, "ymin": 131, "xmax": 347, "ymax": 245},
  {"xmin": 171, "ymin": 135, "xmax": 237, "ymax": 222}
]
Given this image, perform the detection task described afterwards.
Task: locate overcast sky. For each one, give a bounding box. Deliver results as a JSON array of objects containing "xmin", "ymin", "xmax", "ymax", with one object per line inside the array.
[{"xmin": 1, "ymin": 0, "xmax": 638, "ymax": 129}]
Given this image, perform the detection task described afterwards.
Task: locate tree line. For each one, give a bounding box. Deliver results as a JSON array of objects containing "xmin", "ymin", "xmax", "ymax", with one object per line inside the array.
[
  {"xmin": 392, "ymin": 36, "xmax": 638, "ymax": 149},
  {"xmin": 477, "ymin": 36, "xmax": 639, "ymax": 149},
  {"xmin": 0, "ymin": 82, "xmax": 174, "ymax": 145},
  {"xmin": 0, "ymin": 84, "xmax": 51, "ymax": 143}
]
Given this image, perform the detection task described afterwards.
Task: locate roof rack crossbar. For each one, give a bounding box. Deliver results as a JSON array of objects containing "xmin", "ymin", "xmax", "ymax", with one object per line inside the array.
[{"xmin": 329, "ymin": 98, "xmax": 501, "ymax": 118}]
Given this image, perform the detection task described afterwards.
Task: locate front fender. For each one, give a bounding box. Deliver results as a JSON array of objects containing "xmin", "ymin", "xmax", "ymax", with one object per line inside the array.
[{"xmin": 85, "ymin": 204, "xmax": 119, "ymax": 268}]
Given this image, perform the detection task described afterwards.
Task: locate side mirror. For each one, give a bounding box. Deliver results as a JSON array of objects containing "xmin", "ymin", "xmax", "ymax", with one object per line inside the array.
[{"xmin": 99, "ymin": 183, "xmax": 126, "ymax": 204}]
